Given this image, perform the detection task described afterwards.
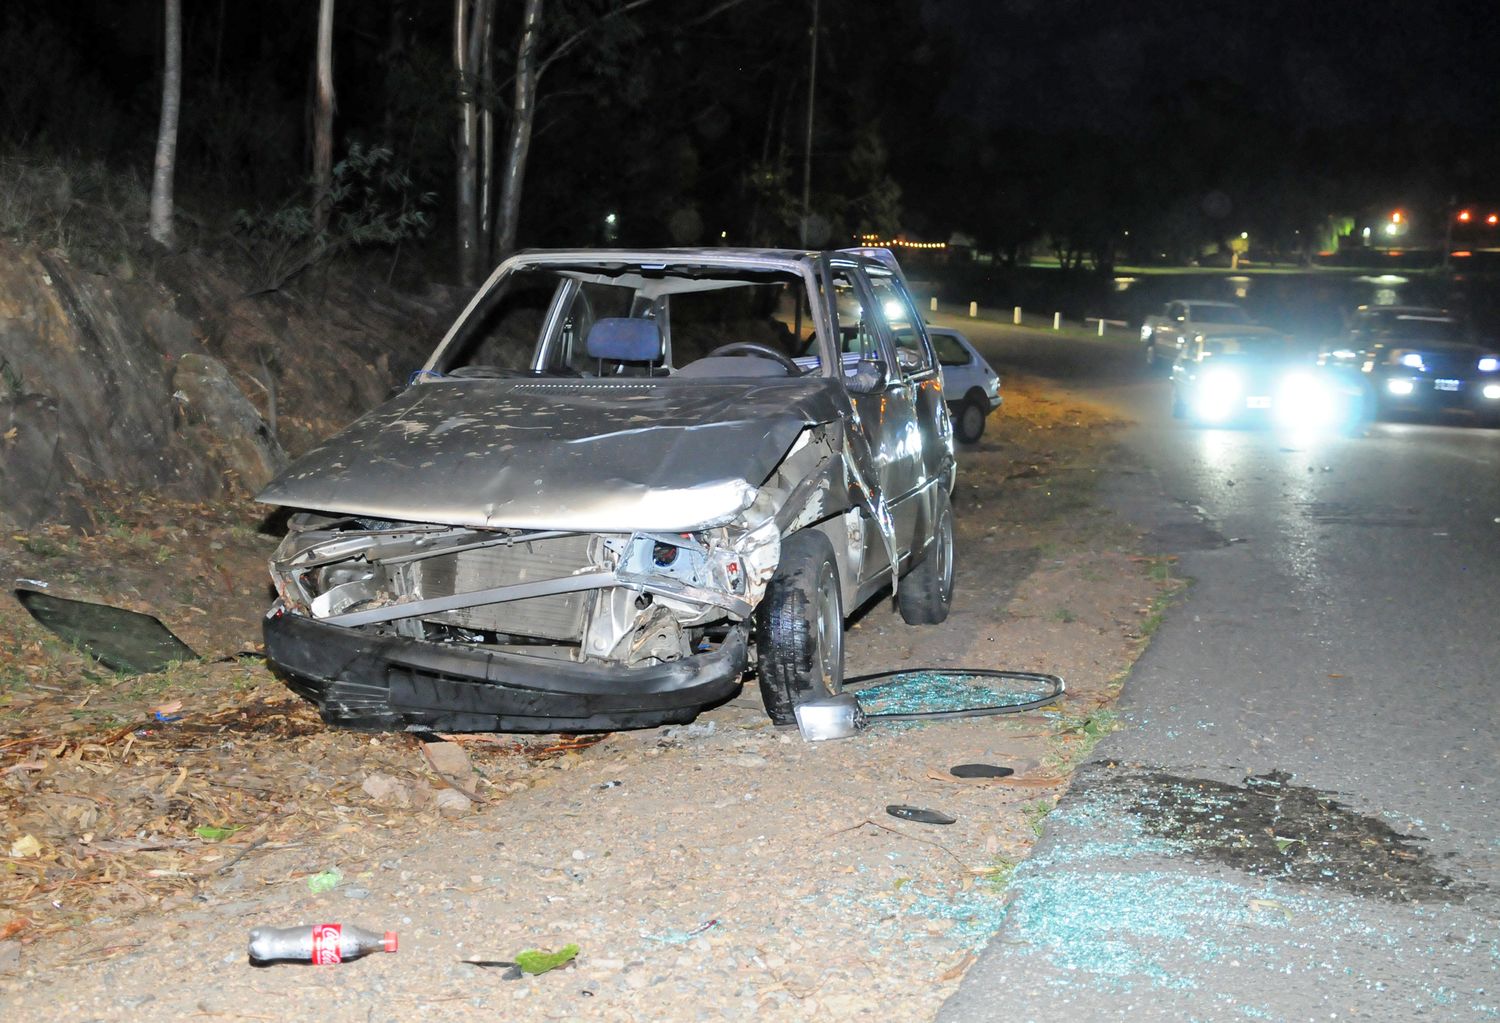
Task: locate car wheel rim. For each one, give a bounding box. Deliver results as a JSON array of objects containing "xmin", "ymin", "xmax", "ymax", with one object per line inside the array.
[
  {"xmin": 938, "ymin": 510, "xmax": 954, "ymax": 599},
  {"xmin": 815, "ymin": 564, "xmax": 842, "ymax": 694}
]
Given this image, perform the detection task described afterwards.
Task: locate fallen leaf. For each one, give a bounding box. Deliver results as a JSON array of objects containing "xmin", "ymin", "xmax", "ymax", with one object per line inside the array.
[
  {"xmin": 9, "ymin": 835, "xmax": 42, "ymax": 858},
  {"xmin": 194, "ymin": 824, "xmax": 245, "ymax": 842},
  {"xmin": 515, "ymin": 944, "xmax": 579, "ymax": 975},
  {"xmin": 0, "ymin": 918, "xmax": 28, "ymax": 942},
  {"xmin": 939, "ymin": 952, "xmax": 977, "ymax": 981}
]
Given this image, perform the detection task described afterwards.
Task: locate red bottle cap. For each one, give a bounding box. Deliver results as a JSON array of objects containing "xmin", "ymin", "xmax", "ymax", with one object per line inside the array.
[{"xmin": 383, "ymin": 932, "xmax": 398, "ymax": 953}]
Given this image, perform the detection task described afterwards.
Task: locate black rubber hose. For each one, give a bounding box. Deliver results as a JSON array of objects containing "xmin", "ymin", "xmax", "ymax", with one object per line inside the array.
[{"xmin": 843, "ymin": 667, "xmax": 1066, "ymax": 721}]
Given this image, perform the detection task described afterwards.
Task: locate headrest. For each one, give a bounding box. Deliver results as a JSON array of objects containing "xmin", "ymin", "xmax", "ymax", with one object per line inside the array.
[{"xmin": 585, "ymin": 318, "xmax": 662, "ymax": 362}]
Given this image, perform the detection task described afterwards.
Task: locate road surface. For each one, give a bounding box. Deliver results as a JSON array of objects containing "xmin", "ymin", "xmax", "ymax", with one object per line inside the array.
[{"xmin": 935, "ymin": 315, "xmax": 1500, "ymax": 1022}]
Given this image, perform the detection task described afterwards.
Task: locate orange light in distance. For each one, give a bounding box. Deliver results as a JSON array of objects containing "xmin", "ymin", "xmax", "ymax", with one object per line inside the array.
[
  {"xmin": 1391, "ymin": 211, "xmax": 1403, "ymax": 224},
  {"xmin": 1488, "ymin": 213, "xmax": 1499, "ymax": 226},
  {"xmin": 1458, "ymin": 210, "xmax": 1473, "ymax": 222}
]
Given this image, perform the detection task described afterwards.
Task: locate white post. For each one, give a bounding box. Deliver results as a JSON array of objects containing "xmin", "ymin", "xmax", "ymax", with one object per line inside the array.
[
  {"xmin": 1053, "ymin": 312, "xmax": 1061, "ymax": 331},
  {"xmin": 1013, "ymin": 305, "xmax": 1022, "ymax": 325},
  {"xmin": 930, "ymin": 297, "xmax": 938, "ymax": 313},
  {"xmin": 969, "ymin": 301, "xmax": 978, "ymax": 318},
  {"xmin": 1097, "ymin": 318, "xmax": 1105, "ymax": 337}
]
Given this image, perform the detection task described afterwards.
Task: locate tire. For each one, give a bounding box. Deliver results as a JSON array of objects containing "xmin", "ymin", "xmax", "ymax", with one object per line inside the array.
[
  {"xmin": 1171, "ymin": 385, "xmax": 1187, "ymax": 419},
  {"xmin": 898, "ymin": 489, "xmax": 955, "ymax": 625},
  {"xmin": 755, "ymin": 530, "xmax": 844, "ymax": 725},
  {"xmin": 953, "ymin": 395, "xmax": 988, "ymax": 444}
]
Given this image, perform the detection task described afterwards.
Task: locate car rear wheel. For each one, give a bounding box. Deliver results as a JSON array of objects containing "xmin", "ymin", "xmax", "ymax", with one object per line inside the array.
[
  {"xmin": 897, "ymin": 489, "xmax": 955, "ymax": 625},
  {"xmin": 755, "ymin": 531, "xmax": 844, "ymax": 726},
  {"xmin": 954, "ymin": 395, "xmax": 988, "ymax": 444}
]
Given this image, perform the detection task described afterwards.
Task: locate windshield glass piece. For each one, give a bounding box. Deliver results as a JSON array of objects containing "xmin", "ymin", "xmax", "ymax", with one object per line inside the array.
[{"xmin": 14, "ymin": 587, "xmax": 199, "ymax": 674}]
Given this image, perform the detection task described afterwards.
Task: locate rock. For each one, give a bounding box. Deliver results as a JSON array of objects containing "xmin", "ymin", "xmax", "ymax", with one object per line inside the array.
[
  {"xmin": 362, "ymin": 772, "xmax": 427, "ymax": 809},
  {"xmin": 171, "ymin": 353, "xmax": 286, "ymax": 492},
  {"xmin": 434, "ymin": 787, "xmax": 473, "ymax": 816}
]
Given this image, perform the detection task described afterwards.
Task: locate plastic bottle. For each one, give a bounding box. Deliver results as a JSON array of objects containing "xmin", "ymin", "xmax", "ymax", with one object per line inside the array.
[{"xmin": 248, "ymin": 923, "xmax": 398, "ymax": 964}]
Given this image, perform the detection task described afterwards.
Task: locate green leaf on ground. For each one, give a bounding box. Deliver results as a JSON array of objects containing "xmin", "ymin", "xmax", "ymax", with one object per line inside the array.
[{"xmin": 515, "ymin": 944, "xmax": 579, "ymax": 975}]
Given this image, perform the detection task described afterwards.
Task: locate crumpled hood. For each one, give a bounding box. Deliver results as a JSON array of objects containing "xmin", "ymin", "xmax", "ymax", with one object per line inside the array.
[{"xmin": 257, "ymin": 377, "xmax": 847, "ymax": 531}]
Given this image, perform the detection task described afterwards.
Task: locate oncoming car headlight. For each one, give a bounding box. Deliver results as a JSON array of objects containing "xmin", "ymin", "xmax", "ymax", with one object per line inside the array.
[
  {"xmin": 1274, "ymin": 372, "xmax": 1339, "ymax": 430},
  {"xmin": 1387, "ymin": 379, "xmax": 1415, "ymax": 396},
  {"xmin": 1483, "ymin": 383, "xmax": 1500, "ymax": 401},
  {"xmin": 1192, "ymin": 367, "xmax": 1243, "ymax": 422},
  {"xmin": 1399, "ymin": 352, "xmax": 1425, "ymax": 369},
  {"xmin": 1479, "ymin": 356, "xmax": 1499, "ymax": 373}
]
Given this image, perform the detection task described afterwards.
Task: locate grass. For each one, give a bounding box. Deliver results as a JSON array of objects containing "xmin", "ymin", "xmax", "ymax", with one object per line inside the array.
[
  {"xmin": 978, "ymin": 856, "xmax": 1018, "ymax": 891},
  {"xmin": 1023, "ymin": 798, "xmax": 1056, "ymax": 838},
  {"xmin": 1045, "ymin": 708, "xmax": 1124, "ymax": 773},
  {"xmin": 1051, "ymin": 607, "xmax": 1077, "ymax": 624}
]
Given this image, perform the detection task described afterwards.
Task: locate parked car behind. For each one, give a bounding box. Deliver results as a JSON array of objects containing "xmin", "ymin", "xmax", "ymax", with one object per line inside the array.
[
  {"xmin": 927, "ymin": 327, "xmax": 1001, "ymax": 443},
  {"xmin": 256, "ymin": 248, "xmax": 958, "ymax": 733}
]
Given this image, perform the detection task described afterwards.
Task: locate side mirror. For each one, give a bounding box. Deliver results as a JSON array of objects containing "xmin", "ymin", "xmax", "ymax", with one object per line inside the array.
[{"xmin": 845, "ymin": 361, "xmax": 886, "ymax": 394}]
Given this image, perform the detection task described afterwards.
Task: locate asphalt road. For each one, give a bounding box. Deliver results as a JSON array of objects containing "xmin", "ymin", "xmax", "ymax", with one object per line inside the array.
[{"xmin": 934, "ymin": 315, "xmax": 1500, "ymax": 1022}]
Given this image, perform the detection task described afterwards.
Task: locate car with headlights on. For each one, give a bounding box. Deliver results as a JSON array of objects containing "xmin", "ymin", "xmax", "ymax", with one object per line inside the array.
[
  {"xmin": 255, "ymin": 248, "xmax": 957, "ymax": 733},
  {"xmin": 1322, "ymin": 306, "xmax": 1500, "ymax": 425},
  {"xmin": 1171, "ymin": 333, "xmax": 1367, "ymax": 431},
  {"xmin": 1141, "ymin": 299, "xmax": 1276, "ymax": 370}
]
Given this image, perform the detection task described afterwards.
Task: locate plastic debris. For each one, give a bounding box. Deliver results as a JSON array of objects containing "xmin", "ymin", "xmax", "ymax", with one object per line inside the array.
[
  {"xmin": 248, "ymin": 923, "xmax": 396, "ymax": 964},
  {"xmin": 950, "ymin": 763, "xmax": 1015, "ymax": 779},
  {"xmin": 12, "ymin": 586, "xmax": 198, "ymax": 674},
  {"xmin": 194, "ymin": 824, "xmax": 244, "ymax": 842},
  {"xmin": 886, "ymin": 805, "xmax": 957, "ymax": 825},
  {"xmin": 8, "ymin": 835, "xmax": 41, "ymax": 859}
]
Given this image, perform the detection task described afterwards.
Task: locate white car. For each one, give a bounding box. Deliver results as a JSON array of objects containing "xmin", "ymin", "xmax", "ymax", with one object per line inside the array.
[
  {"xmin": 1141, "ymin": 300, "xmax": 1276, "ymax": 370},
  {"xmin": 929, "ymin": 327, "xmax": 1002, "ymax": 443}
]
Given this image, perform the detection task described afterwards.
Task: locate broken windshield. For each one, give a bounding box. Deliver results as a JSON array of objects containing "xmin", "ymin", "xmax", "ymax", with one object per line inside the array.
[{"xmin": 429, "ymin": 263, "xmax": 825, "ymax": 380}]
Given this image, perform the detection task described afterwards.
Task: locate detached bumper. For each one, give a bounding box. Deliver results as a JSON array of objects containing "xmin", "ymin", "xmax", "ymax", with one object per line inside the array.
[{"xmin": 263, "ymin": 610, "xmax": 749, "ymax": 733}]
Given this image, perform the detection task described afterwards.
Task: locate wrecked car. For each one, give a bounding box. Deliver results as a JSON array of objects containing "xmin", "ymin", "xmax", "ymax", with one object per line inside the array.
[{"xmin": 256, "ymin": 248, "xmax": 956, "ymax": 732}]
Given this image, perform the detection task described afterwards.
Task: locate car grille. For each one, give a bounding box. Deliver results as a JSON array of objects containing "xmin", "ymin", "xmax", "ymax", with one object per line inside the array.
[{"xmin": 410, "ymin": 534, "xmax": 595, "ymax": 641}]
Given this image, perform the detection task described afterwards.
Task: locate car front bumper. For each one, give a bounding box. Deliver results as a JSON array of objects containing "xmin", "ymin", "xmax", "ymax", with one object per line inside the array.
[{"xmin": 264, "ymin": 608, "xmax": 750, "ymax": 733}]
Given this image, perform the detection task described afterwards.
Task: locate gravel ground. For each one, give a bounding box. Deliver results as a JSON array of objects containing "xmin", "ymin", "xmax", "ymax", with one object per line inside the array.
[{"xmin": 0, "ymin": 377, "xmax": 1172, "ymax": 1022}]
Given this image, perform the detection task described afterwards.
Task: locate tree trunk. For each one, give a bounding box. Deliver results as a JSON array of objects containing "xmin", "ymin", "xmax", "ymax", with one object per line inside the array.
[
  {"xmin": 454, "ymin": 0, "xmax": 479, "ymax": 285},
  {"xmin": 311, "ymin": 0, "xmax": 337, "ymax": 236},
  {"xmin": 476, "ymin": 0, "xmax": 497, "ymax": 266},
  {"xmin": 494, "ymin": 0, "xmax": 544, "ymax": 261},
  {"xmin": 148, "ymin": 0, "xmax": 181, "ymax": 247}
]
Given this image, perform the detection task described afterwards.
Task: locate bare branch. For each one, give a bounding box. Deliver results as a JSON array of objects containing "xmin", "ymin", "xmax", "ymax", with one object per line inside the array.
[{"xmin": 538, "ymin": 0, "xmax": 658, "ymax": 80}]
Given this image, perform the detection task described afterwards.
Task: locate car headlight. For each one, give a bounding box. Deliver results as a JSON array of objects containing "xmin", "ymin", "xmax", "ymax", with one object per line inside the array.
[
  {"xmin": 1479, "ymin": 356, "xmax": 1499, "ymax": 373},
  {"xmin": 1483, "ymin": 383, "xmax": 1500, "ymax": 400},
  {"xmin": 1141, "ymin": 324, "xmax": 1153, "ymax": 341},
  {"xmin": 1387, "ymin": 379, "xmax": 1415, "ymax": 396},
  {"xmin": 1399, "ymin": 352, "xmax": 1425, "ymax": 369},
  {"xmin": 1274, "ymin": 372, "xmax": 1338, "ymax": 430},
  {"xmin": 1192, "ymin": 367, "xmax": 1243, "ymax": 422}
]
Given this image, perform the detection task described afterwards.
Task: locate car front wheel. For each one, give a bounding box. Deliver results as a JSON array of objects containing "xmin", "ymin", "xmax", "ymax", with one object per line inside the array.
[
  {"xmin": 898, "ymin": 489, "xmax": 955, "ymax": 625},
  {"xmin": 755, "ymin": 531, "xmax": 844, "ymax": 725}
]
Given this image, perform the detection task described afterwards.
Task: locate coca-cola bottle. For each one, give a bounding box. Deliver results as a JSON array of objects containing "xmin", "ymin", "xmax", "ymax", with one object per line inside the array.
[{"xmin": 248, "ymin": 923, "xmax": 398, "ymax": 964}]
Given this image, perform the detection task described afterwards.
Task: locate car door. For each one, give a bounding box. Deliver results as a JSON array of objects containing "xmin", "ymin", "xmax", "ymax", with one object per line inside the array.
[{"xmin": 826, "ymin": 262, "xmax": 926, "ymax": 584}]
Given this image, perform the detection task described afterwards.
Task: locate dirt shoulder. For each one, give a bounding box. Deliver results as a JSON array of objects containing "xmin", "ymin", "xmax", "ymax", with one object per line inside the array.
[{"xmin": 0, "ymin": 376, "xmax": 1177, "ymax": 1022}]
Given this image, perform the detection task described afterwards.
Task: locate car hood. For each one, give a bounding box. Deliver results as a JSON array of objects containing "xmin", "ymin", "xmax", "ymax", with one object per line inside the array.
[{"xmin": 257, "ymin": 377, "xmax": 847, "ymax": 532}]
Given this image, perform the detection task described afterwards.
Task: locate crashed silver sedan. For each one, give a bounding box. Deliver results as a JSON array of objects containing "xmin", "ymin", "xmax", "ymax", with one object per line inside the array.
[{"xmin": 257, "ymin": 248, "xmax": 956, "ymax": 732}]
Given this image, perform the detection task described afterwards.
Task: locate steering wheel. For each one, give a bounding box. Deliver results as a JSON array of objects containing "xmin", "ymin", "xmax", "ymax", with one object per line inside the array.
[{"xmin": 704, "ymin": 342, "xmax": 804, "ymax": 375}]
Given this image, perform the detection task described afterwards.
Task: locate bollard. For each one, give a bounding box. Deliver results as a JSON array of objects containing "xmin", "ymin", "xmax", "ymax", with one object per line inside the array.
[
  {"xmin": 1097, "ymin": 318, "xmax": 1105, "ymax": 337},
  {"xmin": 969, "ymin": 301, "xmax": 978, "ymax": 318},
  {"xmin": 1053, "ymin": 312, "xmax": 1061, "ymax": 331},
  {"xmin": 930, "ymin": 297, "xmax": 938, "ymax": 313},
  {"xmin": 1013, "ymin": 306, "xmax": 1022, "ymax": 325}
]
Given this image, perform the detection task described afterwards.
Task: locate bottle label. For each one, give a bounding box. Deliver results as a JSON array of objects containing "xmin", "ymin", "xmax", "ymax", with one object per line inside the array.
[{"xmin": 311, "ymin": 924, "xmax": 342, "ymax": 964}]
